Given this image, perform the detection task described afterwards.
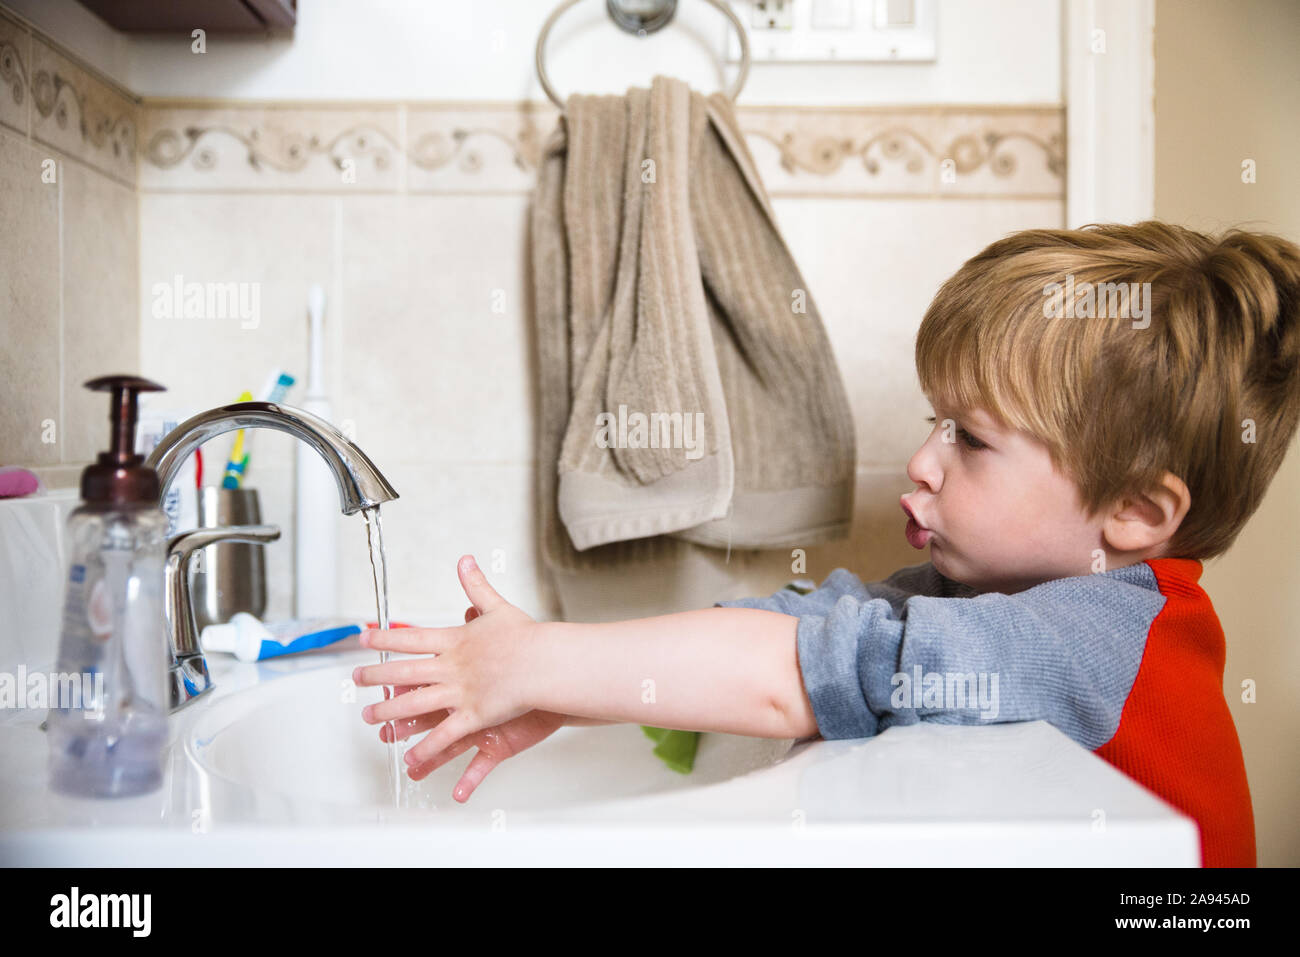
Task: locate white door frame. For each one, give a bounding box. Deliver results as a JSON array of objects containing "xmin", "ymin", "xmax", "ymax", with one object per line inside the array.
[{"xmin": 1064, "ymin": 0, "xmax": 1156, "ymax": 227}]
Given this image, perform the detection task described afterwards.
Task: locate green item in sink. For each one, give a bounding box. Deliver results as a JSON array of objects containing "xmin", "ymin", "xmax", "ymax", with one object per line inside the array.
[
  {"xmin": 639, "ymin": 580, "xmax": 812, "ymax": 773},
  {"xmin": 641, "ymin": 726, "xmax": 700, "ymax": 773}
]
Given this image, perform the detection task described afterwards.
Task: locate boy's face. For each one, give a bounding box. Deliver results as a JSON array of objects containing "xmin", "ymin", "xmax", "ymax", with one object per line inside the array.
[{"xmin": 901, "ymin": 400, "xmax": 1109, "ymax": 594}]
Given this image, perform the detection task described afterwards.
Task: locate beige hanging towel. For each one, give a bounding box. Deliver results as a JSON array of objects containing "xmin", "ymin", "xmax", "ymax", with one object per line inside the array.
[{"xmin": 533, "ymin": 74, "xmax": 856, "ymax": 556}]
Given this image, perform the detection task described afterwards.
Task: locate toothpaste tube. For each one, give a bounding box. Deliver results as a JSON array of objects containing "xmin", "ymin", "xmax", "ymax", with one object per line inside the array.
[{"xmin": 201, "ymin": 613, "xmax": 369, "ymax": 662}]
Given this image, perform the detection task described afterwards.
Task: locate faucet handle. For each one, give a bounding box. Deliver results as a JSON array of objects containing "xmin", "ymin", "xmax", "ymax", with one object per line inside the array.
[
  {"xmin": 164, "ymin": 524, "xmax": 280, "ymax": 711},
  {"xmin": 167, "ymin": 524, "xmax": 280, "ymax": 563}
]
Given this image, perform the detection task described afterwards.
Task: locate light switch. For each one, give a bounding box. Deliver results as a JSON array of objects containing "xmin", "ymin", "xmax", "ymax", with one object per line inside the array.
[
  {"xmin": 812, "ymin": 0, "xmax": 854, "ymax": 30},
  {"xmin": 874, "ymin": 0, "xmax": 917, "ymax": 28}
]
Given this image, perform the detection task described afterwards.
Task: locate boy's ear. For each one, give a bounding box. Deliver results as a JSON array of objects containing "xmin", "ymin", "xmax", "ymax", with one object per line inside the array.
[{"xmin": 1102, "ymin": 472, "xmax": 1191, "ymax": 554}]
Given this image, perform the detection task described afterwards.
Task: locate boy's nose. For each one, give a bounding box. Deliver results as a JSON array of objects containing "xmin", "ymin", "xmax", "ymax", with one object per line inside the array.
[{"xmin": 906, "ymin": 441, "xmax": 942, "ymax": 494}]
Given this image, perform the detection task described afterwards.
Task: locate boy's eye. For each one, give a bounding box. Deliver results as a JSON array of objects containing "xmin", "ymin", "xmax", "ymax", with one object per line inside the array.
[{"xmin": 924, "ymin": 415, "xmax": 987, "ymax": 451}]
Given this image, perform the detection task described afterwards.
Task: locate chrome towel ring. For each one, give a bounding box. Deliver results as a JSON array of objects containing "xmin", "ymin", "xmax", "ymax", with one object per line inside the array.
[{"xmin": 535, "ymin": 0, "xmax": 751, "ymax": 110}]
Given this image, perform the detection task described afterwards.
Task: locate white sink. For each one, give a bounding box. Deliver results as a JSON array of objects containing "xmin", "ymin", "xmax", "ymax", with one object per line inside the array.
[{"xmin": 187, "ymin": 656, "xmax": 795, "ymax": 818}]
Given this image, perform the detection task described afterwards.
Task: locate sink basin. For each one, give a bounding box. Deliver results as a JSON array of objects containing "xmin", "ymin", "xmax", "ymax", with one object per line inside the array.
[{"xmin": 187, "ymin": 652, "xmax": 796, "ymax": 821}]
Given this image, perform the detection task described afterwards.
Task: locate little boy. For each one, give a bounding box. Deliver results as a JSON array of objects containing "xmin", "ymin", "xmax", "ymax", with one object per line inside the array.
[{"xmin": 356, "ymin": 222, "xmax": 1300, "ymax": 868}]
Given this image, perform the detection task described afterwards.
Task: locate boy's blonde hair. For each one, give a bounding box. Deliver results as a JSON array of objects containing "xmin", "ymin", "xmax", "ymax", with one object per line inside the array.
[{"xmin": 915, "ymin": 221, "xmax": 1300, "ymax": 561}]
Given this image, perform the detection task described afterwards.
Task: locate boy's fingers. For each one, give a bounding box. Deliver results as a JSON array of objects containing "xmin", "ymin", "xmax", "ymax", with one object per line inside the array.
[
  {"xmin": 457, "ymin": 554, "xmax": 506, "ymax": 614},
  {"xmin": 451, "ymin": 750, "xmax": 500, "ymax": 803},
  {"xmin": 363, "ymin": 685, "xmax": 454, "ymax": 725},
  {"xmin": 406, "ymin": 709, "xmax": 481, "ymax": 768},
  {"xmin": 378, "ymin": 684, "xmax": 414, "ymax": 707},
  {"xmin": 353, "ymin": 658, "xmax": 441, "ymax": 687},
  {"xmin": 381, "ymin": 709, "xmax": 449, "ymax": 744},
  {"xmin": 406, "ymin": 731, "xmax": 476, "ymax": 778},
  {"xmin": 360, "ymin": 626, "xmax": 454, "ymax": 654}
]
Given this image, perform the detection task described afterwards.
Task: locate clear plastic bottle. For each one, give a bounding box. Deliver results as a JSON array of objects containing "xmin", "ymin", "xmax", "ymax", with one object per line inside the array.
[{"xmin": 47, "ymin": 376, "xmax": 170, "ymax": 798}]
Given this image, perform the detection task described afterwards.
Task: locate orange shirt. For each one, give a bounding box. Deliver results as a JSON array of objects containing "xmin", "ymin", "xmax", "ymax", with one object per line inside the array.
[{"xmin": 1096, "ymin": 558, "xmax": 1256, "ymax": 867}]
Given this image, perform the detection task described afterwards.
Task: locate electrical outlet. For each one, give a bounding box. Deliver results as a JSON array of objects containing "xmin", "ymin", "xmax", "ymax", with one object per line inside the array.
[{"xmin": 752, "ymin": 0, "xmax": 794, "ymax": 30}]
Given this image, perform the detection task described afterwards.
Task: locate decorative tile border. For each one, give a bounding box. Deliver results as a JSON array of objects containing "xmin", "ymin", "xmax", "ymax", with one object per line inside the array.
[
  {"xmin": 139, "ymin": 105, "xmax": 404, "ymax": 192},
  {"xmin": 140, "ymin": 101, "xmax": 1064, "ymax": 198},
  {"xmin": 743, "ymin": 106, "xmax": 1064, "ymax": 197},
  {"xmin": 31, "ymin": 38, "xmax": 137, "ymax": 184},
  {"xmin": 406, "ymin": 104, "xmax": 551, "ymax": 193},
  {"xmin": 0, "ymin": 12, "xmax": 30, "ymax": 136},
  {"xmin": 0, "ymin": 6, "xmax": 138, "ymax": 186},
  {"xmin": 2, "ymin": 0, "xmax": 1062, "ymax": 199}
]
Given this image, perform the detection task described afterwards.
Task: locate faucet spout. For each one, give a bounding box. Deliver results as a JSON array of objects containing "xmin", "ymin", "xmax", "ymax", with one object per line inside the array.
[{"xmin": 145, "ymin": 401, "xmax": 398, "ymax": 513}]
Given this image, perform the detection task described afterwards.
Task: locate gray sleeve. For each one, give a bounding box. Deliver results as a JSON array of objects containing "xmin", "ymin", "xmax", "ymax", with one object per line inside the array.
[
  {"xmin": 720, "ymin": 564, "xmax": 1164, "ymax": 748},
  {"xmin": 717, "ymin": 561, "xmax": 976, "ymax": 619}
]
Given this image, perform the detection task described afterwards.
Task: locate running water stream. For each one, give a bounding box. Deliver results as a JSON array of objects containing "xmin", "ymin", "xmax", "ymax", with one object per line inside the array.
[{"xmin": 363, "ymin": 506, "xmax": 403, "ymax": 808}]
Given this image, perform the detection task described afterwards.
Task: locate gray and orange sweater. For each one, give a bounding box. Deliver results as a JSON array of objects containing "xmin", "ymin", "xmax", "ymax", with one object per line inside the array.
[{"xmin": 716, "ymin": 557, "xmax": 1255, "ymax": 867}]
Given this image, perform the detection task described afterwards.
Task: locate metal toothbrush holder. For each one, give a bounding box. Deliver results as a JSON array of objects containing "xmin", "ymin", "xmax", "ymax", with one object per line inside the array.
[{"xmin": 191, "ymin": 487, "xmax": 270, "ymax": 633}]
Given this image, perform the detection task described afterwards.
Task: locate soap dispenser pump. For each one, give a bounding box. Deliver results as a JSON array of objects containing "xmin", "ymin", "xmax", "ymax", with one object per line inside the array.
[{"xmin": 48, "ymin": 375, "xmax": 170, "ymax": 798}]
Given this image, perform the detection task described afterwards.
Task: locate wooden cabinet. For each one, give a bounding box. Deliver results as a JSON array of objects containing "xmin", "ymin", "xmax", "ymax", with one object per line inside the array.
[{"xmin": 76, "ymin": 0, "xmax": 296, "ymax": 33}]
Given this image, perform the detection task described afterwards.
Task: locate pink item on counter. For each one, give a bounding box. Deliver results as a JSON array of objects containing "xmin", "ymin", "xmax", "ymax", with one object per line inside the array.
[{"xmin": 0, "ymin": 466, "xmax": 42, "ymax": 498}]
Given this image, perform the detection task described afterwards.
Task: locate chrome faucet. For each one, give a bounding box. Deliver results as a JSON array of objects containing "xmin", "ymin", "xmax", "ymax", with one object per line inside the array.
[
  {"xmin": 148, "ymin": 402, "xmax": 398, "ymax": 515},
  {"xmin": 146, "ymin": 401, "xmax": 399, "ymax": 711}
]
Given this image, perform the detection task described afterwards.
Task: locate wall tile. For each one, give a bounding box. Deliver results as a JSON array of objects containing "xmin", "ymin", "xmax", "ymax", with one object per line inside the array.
[
  {"xmin": 29, "ymin": 34, "xmax": 136, "ymax": 186},
  {"xmin": 138, "ymin": 191, "xmax": 337, "ymax": 602},
  {"xmin": 138, "ymin": 191, "xmax": 337, "ymax": 432},
  {"xmin": 335, "ymin": 194, "xmax": 535, "ymax": 469},
  {"xmin": 0, "ymin": 128, "xmax": 60, "ymax": 468},
  {"xmin": 61, "ymin": 158, "xmax": 138, "ymax": 463},
  {"xmin": 773, "ymin": 195, "xmax": 1065, "ymax": 467}
]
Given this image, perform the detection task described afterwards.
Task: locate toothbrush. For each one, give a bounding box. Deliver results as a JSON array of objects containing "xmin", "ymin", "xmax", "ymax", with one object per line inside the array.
[
  {"xmin": 235, "ymin": 370, "xmax": 296, "ymax": 487},
  {"xmin": 259, "ymin": 368, "xmax": 296, "ymax": 407},
  {"xmin": 221, "ymin": 391, "xmax": 253, "ymax": 489}
]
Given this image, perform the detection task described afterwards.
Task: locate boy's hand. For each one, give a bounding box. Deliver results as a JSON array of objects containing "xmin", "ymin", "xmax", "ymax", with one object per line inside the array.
[
  {"xmin": 371, "ymin": 602, "xmax": 566, "ymax": 802},
  {"xmin": 354, "ymin": 555, "xmax": 541, "ymax": 780}
]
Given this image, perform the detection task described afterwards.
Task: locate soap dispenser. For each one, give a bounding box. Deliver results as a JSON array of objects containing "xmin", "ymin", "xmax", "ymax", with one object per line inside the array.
[{"xmin": 48, "ymin": 375, "xmax": 170, "ymax": 798}]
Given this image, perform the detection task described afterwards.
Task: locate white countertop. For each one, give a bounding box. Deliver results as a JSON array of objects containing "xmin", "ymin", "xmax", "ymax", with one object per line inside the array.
[{"xmin": 0, "ymin": 646, "xmax": 1200, "ymax": 866}]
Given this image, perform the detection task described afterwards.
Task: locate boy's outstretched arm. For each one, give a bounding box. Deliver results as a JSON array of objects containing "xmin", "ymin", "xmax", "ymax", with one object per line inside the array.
[
  {"xmin": 528, "ymin": 606, "xmax": 817, "ymax": 739},
  {"xmin": 354, "ymin": 555, "xmax": 818, "ymax": 772}
]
